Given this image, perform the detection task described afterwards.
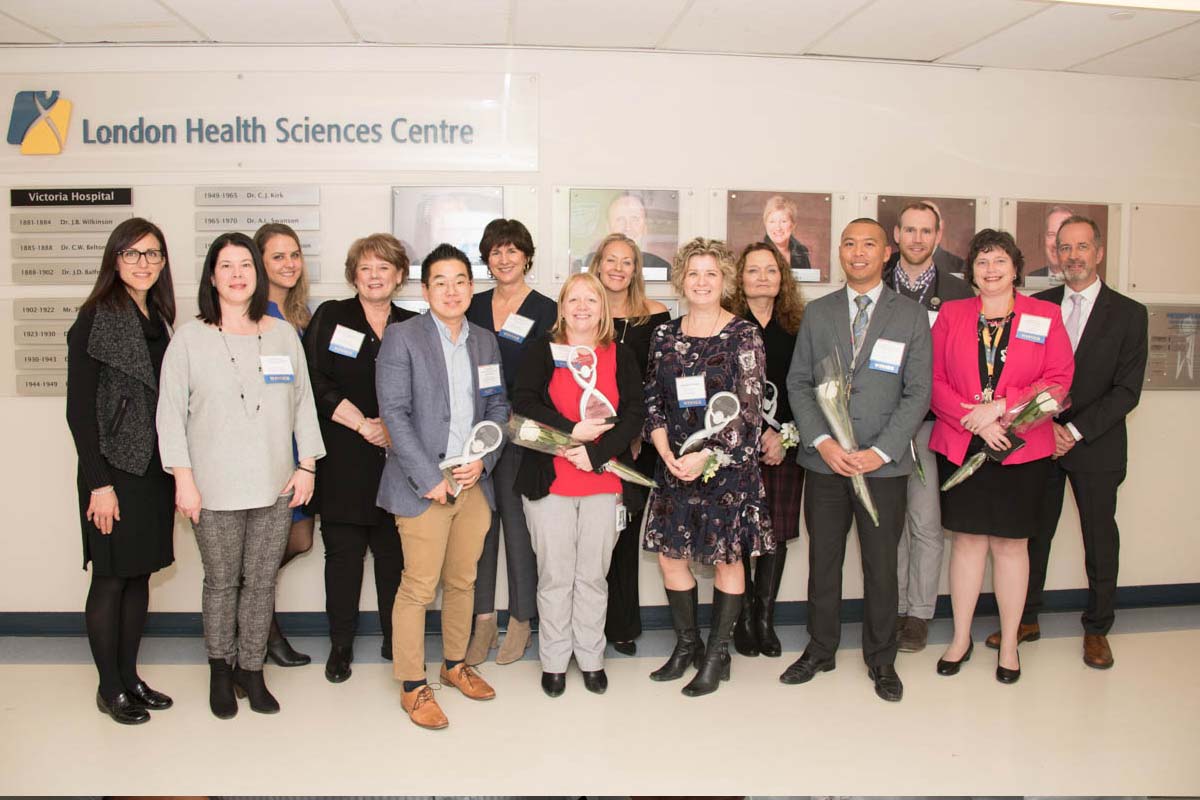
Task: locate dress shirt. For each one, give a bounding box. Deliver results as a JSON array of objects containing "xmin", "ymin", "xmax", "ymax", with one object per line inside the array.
[
  {"xmin": 1060, "ymin": 278, "xmax": 1103, "ymax": 441},
  {"xmin": 432, "ymin": 314, "xmax": 474, "ymax": 460}
]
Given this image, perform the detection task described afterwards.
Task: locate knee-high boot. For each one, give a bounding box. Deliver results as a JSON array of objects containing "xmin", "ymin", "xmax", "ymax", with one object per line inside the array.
[
  {"xmin": 682, "ymin": 588, "xmax": 742, "ymax": 697},
  {"xmin": 754, "ymin": 546, "xmax": 788, "ymax": 657},
  {"xmin": 649, "ymin": 586, "xmax": 705, "ymax": 682},
  {"xmin": 732, "ymin": 552, "xmax": 759, "ymax": 657}
]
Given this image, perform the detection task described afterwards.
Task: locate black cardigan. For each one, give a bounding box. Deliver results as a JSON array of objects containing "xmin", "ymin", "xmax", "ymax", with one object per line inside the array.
[{"xmin": 511, "ymin": 334, "xmax": 646, "ymax": 502}]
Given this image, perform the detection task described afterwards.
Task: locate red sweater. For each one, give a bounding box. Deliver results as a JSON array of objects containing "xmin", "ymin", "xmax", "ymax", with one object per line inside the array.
[{"xmin": 548, "ymin": 342, "xmax": 622, "ymax": 496}]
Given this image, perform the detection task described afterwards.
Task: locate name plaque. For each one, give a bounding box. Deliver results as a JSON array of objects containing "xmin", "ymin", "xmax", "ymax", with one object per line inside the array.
[
  {"xmin": 15, "ymin": 322, "xmax": 72, "ymax": 345},
  {"xmin": 16, "ymin": 372, "xmax": 67, "ymax": 396},
  {"xmin": 195, "ymin": 209, "xmax": 320, "ymax": 231},
  {"xmin": 12, "ymin": 236, "xmax": 108, "ymax": 258},
  {"xmin": 1146, "ymin": 305, "xmax": 1200, "ymax": 390},
  {"xmin": 12, "ymin": 262, "xmax": 100, "ymax": 284},
  {"xmin": 10, "ymin": 210, "xmax": 133, "ymax": 233},
  {"xmin": 195, "ymin": 235, "xmax": 319, "ymax": 258},
  {"xmin": 15, "ymin": 348, "xmax": 68, "ymax": 370},
  {"xmin": 195, "ymin": 186, "xmax": 320, "ymax": 206},
  {"xmin": 14, "ymin": 298, "xmax": 84, "ymax": 319}
]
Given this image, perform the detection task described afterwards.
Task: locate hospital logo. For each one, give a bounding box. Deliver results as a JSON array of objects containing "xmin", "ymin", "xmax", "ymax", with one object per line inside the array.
[{"xmin": 7, "ymin": 91, "xmax": 72, "ymax": 155}]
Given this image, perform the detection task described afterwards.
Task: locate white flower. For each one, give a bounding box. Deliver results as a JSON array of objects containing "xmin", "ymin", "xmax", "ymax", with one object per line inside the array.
[
  {"xmin": 518, "ymin": 419, "xmax": 540, "ymax": 442},
  {"xmin": 739, "ymin": 351, "xmax": 757, "ymax": 371},
  {"xmin": 816, "ymin": 381, "xmax": 839, "ymax": 402},
  {"xmin": 780, "ymin": 422, "xmax": 800, "ymax": 450}
]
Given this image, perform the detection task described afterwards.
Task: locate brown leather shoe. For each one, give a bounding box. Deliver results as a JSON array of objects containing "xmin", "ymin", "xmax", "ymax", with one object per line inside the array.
[
  {"xmin": 1083, "ymin": 634, "xmax": 1114, "ymax": 669},
  {"xmin": 985, "ymin": 622, "xmax": 1041, "ymax": 650},
  {"xmin": 400, "ymin": 685, "xmax": 448, "ymax": 730},
  {"xmin": 897, "ymin": 617, "xmax": 928, "ymax": 653},
  {"xmin": 440, "ymin": 662, "xmax": 496, "ymax": 701}
]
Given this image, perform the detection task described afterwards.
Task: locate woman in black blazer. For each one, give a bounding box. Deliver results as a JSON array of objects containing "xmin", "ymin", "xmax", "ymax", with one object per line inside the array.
[
  {"xmin": 302, "ymin": 233, "xmax": 415, "ymax": 683},
  {"xmin": 66, "ymin": 217, "xmax": 177, "ymax": 725}
]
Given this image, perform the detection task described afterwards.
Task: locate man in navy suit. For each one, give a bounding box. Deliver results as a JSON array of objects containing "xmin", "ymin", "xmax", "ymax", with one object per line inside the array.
[{"xmin": 987, "ymin": 215, "xmax": 1147, "ymax": 669}]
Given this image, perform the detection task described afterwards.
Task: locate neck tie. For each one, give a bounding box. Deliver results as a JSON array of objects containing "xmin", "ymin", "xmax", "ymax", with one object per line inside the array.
[
  {"xmin": 852, "ymin": 294, "xmax": 872, "ymax": 355},
  {"xmin": 1066, "ymin": 293, "xmax": 1083, "ymax": 351}
]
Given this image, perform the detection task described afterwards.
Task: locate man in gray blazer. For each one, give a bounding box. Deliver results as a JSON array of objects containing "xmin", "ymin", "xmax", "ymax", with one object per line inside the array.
[
  {"xmin": 376, "ymin": 243, "xmax": 510, "ymax": 729},
  {"xmin": 783, "ymin": 218, "xmax": 932, "ymax": 702}
]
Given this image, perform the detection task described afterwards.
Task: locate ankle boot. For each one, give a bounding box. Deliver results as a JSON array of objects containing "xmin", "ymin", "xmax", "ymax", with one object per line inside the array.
[
  {"xmin": 754, "ymin": 546, "xmax": 787, "ymax": 657},
  {"xmin": 208, "ymin": 658, "xmax": 237, "ymax": 719},
  {"xmin": 682, "ymin": 588, "xmax": 742, "ymax": 697},
  {"xmin": 732, "ymin": 553, "xmax": 759, "ymax": 657},
  {"xmin": 650, "ymin": 585, "xmax": 705, "ymax": 682},
  {"xmin": 233, "ymin": 666, "xmax": 280, "ymax": 714}
]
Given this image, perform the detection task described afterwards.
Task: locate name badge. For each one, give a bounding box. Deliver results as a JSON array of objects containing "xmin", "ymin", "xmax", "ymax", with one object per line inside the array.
[
  {"xmin": 328, "ymin": 324, "xmax": 365, "ymax": 358},
  {"xmin": 868, "ymin": 338, "xmax": 905, "ymax": 374},
  {"xmin": 497, "ymin": 313, "xmax": 535, "ymax": 343},
  {"xmin": 260, "ymin": 355, "xmax": 294, "ymax": 384},
  {"xmin": 676, "ymin": 375, "xmax": 707, "ymax": 408},
  {"xmin": 477, "ymin": 363, "xmax": 503, "ymax": 396},
  {"xmin": 616, "ymin": 502, "xmax": 628, "ymax": 532},
  {"xmin": 550, "ymin": 342, "xmax": 572, "ymax": 368},
  {"xmin": 1015, "ymin": 314, "xmax": 1051, "ymax": 344},
  {"xmin": 927, "ymin": 310, "xmax": 939, "ymax": 328}
]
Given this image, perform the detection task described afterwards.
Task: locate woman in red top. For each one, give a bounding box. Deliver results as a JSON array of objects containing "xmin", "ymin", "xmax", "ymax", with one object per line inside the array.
[{"xmin": 511, "ymin": 273, "xmax": 646, "ymax": 697}]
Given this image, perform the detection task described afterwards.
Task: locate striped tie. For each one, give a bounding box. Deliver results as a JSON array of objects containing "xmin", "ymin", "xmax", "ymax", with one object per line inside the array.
[{"xmin": 852, "ymin": 294, "xmax": 872, "ymax": 354}]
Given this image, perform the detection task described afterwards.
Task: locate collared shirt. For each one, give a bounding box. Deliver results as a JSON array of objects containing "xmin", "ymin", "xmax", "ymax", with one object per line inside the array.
[
  {"xmin": 1060, "ymin": 278, "xmax": 1103, "ymax": 441},
  {"xmin": 892, "ymin": 260, "xmax": 937, "ymax": 305},
  {"xmin": 432, "ymin": 313, "xmax": 474, "ymax": 460}
]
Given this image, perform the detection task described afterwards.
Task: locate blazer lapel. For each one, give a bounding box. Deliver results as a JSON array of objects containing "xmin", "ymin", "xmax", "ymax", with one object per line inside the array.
[
  {"xmin": 422, "ymin": 312, "xmax": 451, "ymax": 407},
  {"xmin": 1073, "ymin": 283, "xmax": 1110, "ymax": 363},
  {"xmin": 852, "ymin": 288, "xmax": 895, "ymax": 376},
  {"xmin": 465, "ymin": 323, "xmax": 485, "ymax": 420},
  {"xmin": 834, "ymin": 292, "xmax": 855, "ymax": 374}
]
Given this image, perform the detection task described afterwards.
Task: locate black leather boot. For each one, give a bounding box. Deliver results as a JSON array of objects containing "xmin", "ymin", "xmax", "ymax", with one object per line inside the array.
[
  {"xmin": 208, "ymin": 658, "xmax": 237, "ymax": 719},
  {"xmin": 233, "ymin": 666, "xmax": 280, "ymax": 714},
  {"xmin": 754, "ymin": 546, "xmax": 788, "ymax": 657},
  {"xmin": 325, "ymin": 644, "xmax": 353, "ymax": 683},
  {"xmin": 732, "ymin": 553, "xmax": 759, "ymax": 657},
  {"xmin": 683, "ymin": 588, "xmax": 742, "ymax": 697},
  {"xmin": 649, "ymin": 586, "xmax": 705, "ymax": 682},
  {"xmin": 265, "ymin": 613, "xmax": 311, "ymax": 667}
]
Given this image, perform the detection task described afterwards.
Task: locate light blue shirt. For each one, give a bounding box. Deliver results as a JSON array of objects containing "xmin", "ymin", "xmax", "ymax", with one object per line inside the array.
[{"xmin": 432, "ymin": 313, "xmax": 474, "ymax": 460}]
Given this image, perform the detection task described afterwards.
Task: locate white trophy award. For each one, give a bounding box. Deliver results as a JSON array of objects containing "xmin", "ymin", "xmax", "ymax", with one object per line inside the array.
[
  {"xmin": 438, "ymin": 420, "xmax": 504, "ymax": 497},
  {"xmin": 679, "ymin": 391, "xmax": 741, "ymax": 455}
]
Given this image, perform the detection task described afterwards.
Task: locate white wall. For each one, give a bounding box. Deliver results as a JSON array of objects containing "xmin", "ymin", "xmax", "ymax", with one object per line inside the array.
[{"xmin": 1, "ymin": 45, "xmax": 1197, "ymax": 616}]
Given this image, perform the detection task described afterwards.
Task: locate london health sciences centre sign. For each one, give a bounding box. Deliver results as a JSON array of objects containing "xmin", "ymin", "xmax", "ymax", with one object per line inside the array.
[{"xmin": 0, "ymin": 72, "xmax": 539, "ymax": 172}]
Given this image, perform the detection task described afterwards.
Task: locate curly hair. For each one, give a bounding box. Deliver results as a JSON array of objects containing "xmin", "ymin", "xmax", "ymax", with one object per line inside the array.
[
  {"xmin": 965, "ymin": 228, "xmax": 1024, "ymax": 287},
  {"xmin": 670, "ymin": 237, "xmax": 737, "ymax": 301},
  {"xmin": 728, "ymin": 241, "xmax": 805, "ymax": 334}
]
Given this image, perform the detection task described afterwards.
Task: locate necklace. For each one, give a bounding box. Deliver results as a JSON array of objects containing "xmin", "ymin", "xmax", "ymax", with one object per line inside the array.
[
  {"xmin": 218, "ymin": 322, "xmax": 263, "ymax": 416},
  {"xmin": 978, "ymin": 299, "xmax": 1014, "ymax": 403}
]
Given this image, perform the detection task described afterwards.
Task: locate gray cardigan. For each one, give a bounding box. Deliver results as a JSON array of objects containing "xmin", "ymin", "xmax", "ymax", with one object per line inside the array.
[{"xmin": 156, "ymin": 317, "xmax": 325, "ymax": 511}]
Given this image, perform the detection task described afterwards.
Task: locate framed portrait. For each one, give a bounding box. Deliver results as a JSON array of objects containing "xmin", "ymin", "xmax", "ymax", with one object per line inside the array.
[
  {"xmin": 1013, "ymin": 200, "xmax": 1109, "ymax": 289},
  {"xmin": 568, "ymin": 188, "xmax": 679, "ymax": 282},
  {"xmin": 878, "ymin": 195, "xmax": 976, "ymax": 278},
  {"xmin": 725, "ymin": 190, "xmax": 831, "ymax": 283},
  {"xmin": 391, "ymin": 186, "xmax": 504, "ymax": 280}
]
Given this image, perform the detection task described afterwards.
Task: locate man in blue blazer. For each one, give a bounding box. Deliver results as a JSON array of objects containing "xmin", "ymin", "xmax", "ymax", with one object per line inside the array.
[{"xmin": 376, "ymin": 243, "xmax": 510, "ymax": 729}]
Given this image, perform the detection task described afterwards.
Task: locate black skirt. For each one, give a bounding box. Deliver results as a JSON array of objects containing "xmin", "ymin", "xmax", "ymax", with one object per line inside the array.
[
  {"xmin": 76, "ymin": 448, "xmax": 175, "ymax": 577},
  {"xmin": 937, "ymin": 452, "xmax": 1050, "ymax": 539}
]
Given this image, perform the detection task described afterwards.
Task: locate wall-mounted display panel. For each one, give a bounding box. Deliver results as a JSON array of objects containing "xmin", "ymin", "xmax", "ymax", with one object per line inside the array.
[
  {"xmin": 725, "ymin": 190, "xmax": 831, "ymax": 284},
  {"xmin": 1145, "ymin": 305, "xmax": 1200, "ymax": 390},
  {"xmin": 1003, "ymin": 199, "xmax": 1114, "ymax": 289},
  {"xmin": 1128, "ymin": 204, "xmax": 1200, "ymax": 296},
  {"xmin": 876, "ymin": 194, "xmax": 979, "ymax": 279},
  {"xmin": 568, "ymin": 188, "xmax": 679, "ymax": 282},
  {"xmin": 391, "ymin": 186, "xmax": 504, "ymax": 281}
]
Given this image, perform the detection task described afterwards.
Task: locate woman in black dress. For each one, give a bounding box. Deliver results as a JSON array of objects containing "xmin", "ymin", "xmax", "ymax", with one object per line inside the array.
[
  {"xmin": 303, "ymin": 233, "xmax": 415, "ymax": 683},
  {"xmin": 66, "ymin": 217, "xmax": 177, "ymax": 725},
  {"xmin": 728, "ymin": 241, "xmax": 805, "ymax": 658},
  {"xmin": 587, "ymin": 232, "xmax": 670, "ymax": 656}
]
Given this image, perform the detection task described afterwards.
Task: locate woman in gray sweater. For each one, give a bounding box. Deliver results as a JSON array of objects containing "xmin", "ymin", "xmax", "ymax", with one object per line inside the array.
[{"xmin": 157, "ymin": 232, "xmax": 324, "ymax": 719}]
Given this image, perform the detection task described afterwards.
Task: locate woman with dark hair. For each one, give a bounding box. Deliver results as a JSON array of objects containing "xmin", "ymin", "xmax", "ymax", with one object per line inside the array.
[
  {"xmin": 252, "ymin": 222, "xmax": 315, "ymax": 667},
  {"xmin": 728, "ymin": 241, "xmax": 805, "ymax": 658},
  {"xmin": 303, "ymin": 233, "xmax": 415, "ymax": 683},
  {"xmin": 930, "ymin": 229, "xmax": 1073, "ymax": 684},
  {"xmin": 587, "ymin": 232, "xmax": 670, "ymax": 655},
  {"xmin": 463, "ymin": 218, "xmax": 557, "ymax": 666},
  {"xmin": 67, "ymin": 217, "xmax": 177, "ymax": 725},
  {"xmin": 157, "ymin": 232, "xmax": 324, "ymax": 718}
]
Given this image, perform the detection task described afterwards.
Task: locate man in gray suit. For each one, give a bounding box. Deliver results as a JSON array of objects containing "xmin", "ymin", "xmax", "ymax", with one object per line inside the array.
[
  {"xmin": 376, "ymin": 243, "xmax": 510, "ymax": 729},
  {"xmin": 782, "ymin": 218, "xmax": 932, "ymax": 702}
]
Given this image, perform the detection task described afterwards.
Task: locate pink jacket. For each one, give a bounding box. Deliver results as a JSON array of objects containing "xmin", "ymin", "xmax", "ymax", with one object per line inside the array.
[{"xmin": 929, "ymin": 292, "xmax": 1074, "ymax": 466}]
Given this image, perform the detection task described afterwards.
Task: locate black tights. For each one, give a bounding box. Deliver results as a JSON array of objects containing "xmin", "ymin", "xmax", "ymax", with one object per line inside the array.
[
  {"xmin": 269, "ymin": 517, "xmax": 314, "ymax": 642},
  {"xmin": 85, "ymin": 573, "xmax": 150, "ymax": 701}
]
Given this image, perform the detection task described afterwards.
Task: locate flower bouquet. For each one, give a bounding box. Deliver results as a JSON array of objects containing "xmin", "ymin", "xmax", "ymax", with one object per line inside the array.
[
  {"xmin": 940, "ymin": 381, "xmax": 1071, "ymax": 491},
  {"xmin": 506, "ymin": 415, "xmax": 658, "ymax": 488},
  {"xmin": 814, "ymin": 351, "xmax": 879, "ymax": 525},
  {"xmin": 780, "ymin": 421, "xmax": 800, "ymax": 452}
]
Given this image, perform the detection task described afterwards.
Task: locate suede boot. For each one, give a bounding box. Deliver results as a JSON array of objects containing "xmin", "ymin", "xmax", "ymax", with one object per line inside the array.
[
  {"xmin": 233, "ymin": 666, "xmax": 280, "ymax": 714},
  {"xmin": 649, "ymin": 585, "xmax": 705, "ymax": 681},
  {"xmin": 208, "ymin": 658, "xmax": 237, "ymax": 719}
]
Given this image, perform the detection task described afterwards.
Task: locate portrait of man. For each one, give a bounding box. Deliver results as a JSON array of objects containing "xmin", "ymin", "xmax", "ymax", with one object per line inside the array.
[
  {"xmin": 392, "ymin": 185, "xmax": 505, "ymax": 280},
  {"xmin": 726, "ymin": 189, "xmax": 831, "ymax": 283},
  {"xmin": 878, "ymin": 194, "xmax": 976, "ymax": 278},
  {"xmin": 1015, "ymin": 200, "xmax": 1110, "ymax": 286},
  {"xmin": 570, "ymin": 188, "xmax": 679, "ymax": 281}
]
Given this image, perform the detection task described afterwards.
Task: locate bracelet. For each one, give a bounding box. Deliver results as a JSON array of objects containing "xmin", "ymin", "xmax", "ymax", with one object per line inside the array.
[
  {"xmin": 91, "ymin": 486, "xmax": 114, "ymax": 496},
  {"xmin": 297, "ymin": 465, "xmax": 316, "ymax": 475}
]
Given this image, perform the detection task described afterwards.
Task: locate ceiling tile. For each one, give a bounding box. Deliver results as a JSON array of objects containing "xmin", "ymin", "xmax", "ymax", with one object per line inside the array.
[
  {"xmin": 0, "ymin": 12, "xmax": 58, "ymax": 43},
  {"xmin": 0, "ymin": 0, "xmax": 201, "ymax": 42},
  {"xmin": 163, "ymin": 0, "xmax": 355, "ymax": 43},
  {"xmin": 1074, "ymin": 18, "xmax": 1200, "ymax": 78},
  {"xmin": 516, "ymin": 0, "xmax": 688, "ymax": 48},
  {"xmin": 339, "ymin": 0, "xmax": 510, "ymax": 45},
  {"xmin": 807, "ymin": 0, "xmax": 1046, "ymax": 62},
  {"xmin": 940, "ymin": 3, "xmax": 1199, "ymax": 71},
  {"xmin": 662, "ymin": 0, "xmax": 868, "ymax": 54}
]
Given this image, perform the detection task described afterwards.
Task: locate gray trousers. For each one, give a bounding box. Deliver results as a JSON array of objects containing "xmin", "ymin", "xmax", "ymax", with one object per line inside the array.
[
  {"xmin": 897, "ymin": 420, "xmax": 944, "ymax": 620},
  {"xmin": 193, "ymin": 495, "xmax": 292, "ymax": 669},
  {"xmin": 473, "ymin": 445, "xmax": 539, "ymax": 621},
  {"xmin": 523, "ymin": 492, "xmax": 619, "ymax": 672}
]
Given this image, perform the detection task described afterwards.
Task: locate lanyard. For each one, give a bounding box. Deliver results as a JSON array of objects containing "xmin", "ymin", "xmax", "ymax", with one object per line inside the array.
[{"xmin": 978, "ymin": 301, "xmax": 1013, "ymax": 402}]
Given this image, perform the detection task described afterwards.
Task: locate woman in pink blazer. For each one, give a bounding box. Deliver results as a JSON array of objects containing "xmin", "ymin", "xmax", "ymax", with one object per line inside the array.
[{"xmin": 929, "ymin": 229, "xmax": 1073, "ymax": 684}]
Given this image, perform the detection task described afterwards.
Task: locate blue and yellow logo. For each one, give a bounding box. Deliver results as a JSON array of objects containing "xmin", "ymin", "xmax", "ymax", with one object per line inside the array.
[{"xmin": 7, "ymin": 91, "xmax": 72, "ymax": 155}]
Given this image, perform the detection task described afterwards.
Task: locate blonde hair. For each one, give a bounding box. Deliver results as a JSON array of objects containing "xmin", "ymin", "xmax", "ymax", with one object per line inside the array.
[
  {"xmin": 587, "ymin": 232, "xmax": 654, "ymax": 326},
  {"xmin": 253, "ymin": 223, "xmax": 311, "ymax": 329},
  {"xmin": 344, "ymin": 233, "xmax": 410, "ymax": 293},
  {"xmin": 762, "ymin": 195, "xmax": 799, "ymax": 226},
  {"xmin": 670, "ymin": 237, "xmax": 737, "ymax": 301},
  {"xmin": 728, "ymin": 241, "xmax": 806, "ymax": 335},
  {"xmin": 550, "ymin": 272, "xmax": 616, "ymax": 347}
]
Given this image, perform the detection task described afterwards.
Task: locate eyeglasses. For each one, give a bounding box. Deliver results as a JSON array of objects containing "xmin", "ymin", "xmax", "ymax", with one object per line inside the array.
[{"xmin": 118, "ymin": 248, "xmax": 165, "ymax": 265}]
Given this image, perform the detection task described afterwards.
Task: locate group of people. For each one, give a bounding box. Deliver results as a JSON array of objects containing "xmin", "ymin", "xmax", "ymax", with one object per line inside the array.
[{"xmin": 66, "ymin": 200, "xmax": 1147, "ymax": 730}]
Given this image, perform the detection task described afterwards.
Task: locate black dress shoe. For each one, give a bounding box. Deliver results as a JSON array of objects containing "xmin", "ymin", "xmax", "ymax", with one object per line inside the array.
[
  {"xmin": 265, "ymin": 635, "xmax": 311, "ymax": 667},
  {"xmin": 868, "ymin": 664, "xmax": 904, "ymax": 702},
  {"xmin": 541, "ymin": 671, "xmax": 566, "ymax": 697},
  {"xmin": 581, "ymin": 669, "xmax": 608, "ymax": 694},
  {"xmin": 325, "ymin": 644, "xmax": 353, "ymax": 683},
  {"xmin": 96, "ymin": 690, "xmax": 150, "ymax": 725},
  {"xmin": 779, "ymin": 652, "xmax": 835, "ymax": 685},
  {"xmin": 936, "ymin": 639, "xmax": 974, "ymax": 677},
  {"xmin": 612, "ymin": 640, "xmax": 637, "ymax": 656},
  {"xmin": 126, "ymin": 680, "xmax": 173, "ymax": 710},
  {"xmin": 996, "ymin": 652, "xmax": 1021, "ymax": 684}
]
